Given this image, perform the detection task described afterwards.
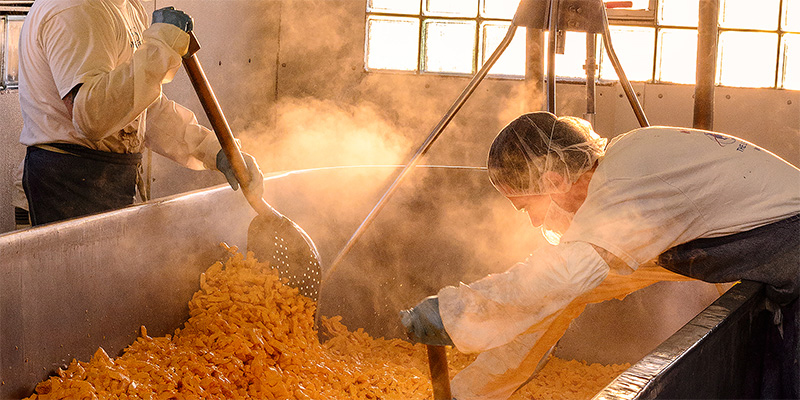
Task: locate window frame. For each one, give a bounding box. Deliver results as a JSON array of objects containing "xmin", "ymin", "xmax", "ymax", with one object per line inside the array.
[
  {"xmin": 1, "ymin": 2, "xmax": 30, "ymax": 91},
  {"xmin": 364, "ymin": 0, "xmax": 799, "ymax": 91},
  {"xmin": 365, "ymin": 1, "xmax": 525, "ymax": 78},
  {"xmin": 2, "ymin": 15, "xmax": 24, "ymax": 90},
  {"xmin": 363, "ymin": 0, "xmax": 662, "ymax": 79}
]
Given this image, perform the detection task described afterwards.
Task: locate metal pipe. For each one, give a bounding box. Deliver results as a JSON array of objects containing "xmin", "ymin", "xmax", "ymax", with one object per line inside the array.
[
  {"xmin": 321, "ymin": 20, "xmax": 519, "ymax": 284},
  {"xmin": 599, "ymin": 5, "xmax": 649, "ymax": 127},
  {"xmin": 585, "ymin": 32, "xmax": 597, "ymax": 126},
  {"xmin": 693, "ymin": 0, "xmax": 719, "ymax": 130},
  {"xmin": 525, "ymin": 28, "xmax": 546, "ymax": 111},
  {"xmin": 546, "ymin": 0, "xmax": 561, "ymax": 113}
]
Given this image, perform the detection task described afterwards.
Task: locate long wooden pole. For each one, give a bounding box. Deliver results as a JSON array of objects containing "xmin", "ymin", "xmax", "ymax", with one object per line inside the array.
[{"xmin": 426, "ymin": 345, "xmax": 452, "ymax": 400}]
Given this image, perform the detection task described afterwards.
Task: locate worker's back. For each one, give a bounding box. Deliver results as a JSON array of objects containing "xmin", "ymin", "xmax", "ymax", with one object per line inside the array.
[{"xmin": 563, "ymin": 126, "xmax": 800, "ymax": 269}]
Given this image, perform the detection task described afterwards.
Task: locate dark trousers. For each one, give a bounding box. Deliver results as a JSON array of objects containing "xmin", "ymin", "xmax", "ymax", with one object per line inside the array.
[
  {"xmin": 658, "ymin": 215, "xmax": 800, "ymax": 399},
  {"xmin": 22, "ymin": 144, "xmax": 141, "ymax": 226}
]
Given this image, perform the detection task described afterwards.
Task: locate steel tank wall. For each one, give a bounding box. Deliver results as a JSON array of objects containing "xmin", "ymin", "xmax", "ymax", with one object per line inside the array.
[
  {"xmin": 0, "ymin": 166, "xmax": 722, "ymax": 399},
  {"xmin": 594, "ymin": 281, "xmax": 778, "ymax": 400}
]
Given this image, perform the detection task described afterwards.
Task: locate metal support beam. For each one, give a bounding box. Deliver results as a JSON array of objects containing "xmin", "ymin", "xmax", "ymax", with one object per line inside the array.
[
  {"xmin": 693, "ymin": 0, "xmax": 720, "ymax": 130},
  {"xmin": 526, "ymin": 28, "xmax": 546, "ymax": 111}
]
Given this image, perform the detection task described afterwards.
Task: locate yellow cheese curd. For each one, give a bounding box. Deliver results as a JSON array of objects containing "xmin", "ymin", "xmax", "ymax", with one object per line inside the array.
[
  {"xmin": 26, "ymin": 246, "xmax": 628, "ymax": 400},
  {"xmin": 509, "ymin": 358, "xmax": 630, "ymax": 400}
]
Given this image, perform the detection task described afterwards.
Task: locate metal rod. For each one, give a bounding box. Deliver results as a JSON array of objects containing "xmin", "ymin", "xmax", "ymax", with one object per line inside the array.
[
  {"xmin": 427, "ymin": 345, "xmax": 452, "ymax": 400},
  {"xmin": 525, "ymin": 27, "xmax": 545, "ymax": 111},
  {"xmin": 693, "ymin": 0, "xmax": 719, "ymax": 130},
  {"xmin": 546, "ymin": 0, "xmax": 561, "ymax": 113},
  {"xmin": 599, "ymin": 5, "xmax": 649, "ymax": 127},
  {"xmin": 321, "ymin": 20, "xmax": 519, "ymax": 284},
  {"xmin": 585, "ymin": 32, "xmax": 597, "ymax": 126}
]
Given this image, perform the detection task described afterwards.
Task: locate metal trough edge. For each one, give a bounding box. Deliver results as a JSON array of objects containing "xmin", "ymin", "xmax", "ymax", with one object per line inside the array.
[{"xmin": 593, "ymin": 280, "xmax": 765, "ymax": 400}]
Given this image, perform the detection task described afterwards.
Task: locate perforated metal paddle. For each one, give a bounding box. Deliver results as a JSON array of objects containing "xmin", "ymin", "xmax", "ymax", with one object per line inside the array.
[{"xmin": 182, "ymin": 32, "xmax": 321, "ymax": 300}]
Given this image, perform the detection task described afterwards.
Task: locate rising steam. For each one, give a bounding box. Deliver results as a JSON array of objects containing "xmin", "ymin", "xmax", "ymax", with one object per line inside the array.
[{"xmin": 239, "ymin": 98, "xmax": 414, "ymax": 173}]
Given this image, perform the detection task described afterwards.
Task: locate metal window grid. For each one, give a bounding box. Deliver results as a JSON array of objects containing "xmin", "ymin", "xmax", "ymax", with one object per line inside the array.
[{"xmin": 364, "ymin": 0, "xmax": 798, "ymax": 90}]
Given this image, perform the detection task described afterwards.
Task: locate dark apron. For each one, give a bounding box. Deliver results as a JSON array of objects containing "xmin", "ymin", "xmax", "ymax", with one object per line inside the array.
[
  {"xmin": 658, "ymin": 214, "xmax": 800, "ymax": 399},
  {"xmin": 22, "ymin": 143, "xmax": 142, "ymax": 226}
]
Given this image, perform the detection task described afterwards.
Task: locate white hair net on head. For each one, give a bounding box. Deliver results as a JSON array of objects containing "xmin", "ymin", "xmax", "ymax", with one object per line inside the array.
[{"xmin": 487, "ymin": 112, "xmax": 607, "ymax": 197}]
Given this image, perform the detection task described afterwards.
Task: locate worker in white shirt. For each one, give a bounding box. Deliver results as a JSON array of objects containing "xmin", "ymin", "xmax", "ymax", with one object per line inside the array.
[
  {"xmin": 401, "ymin": 112, "xmax": 799, "ymax": 399},
  {"xmin": 18, "ymin": 0, "xmax": 260, "ymax": 225}
]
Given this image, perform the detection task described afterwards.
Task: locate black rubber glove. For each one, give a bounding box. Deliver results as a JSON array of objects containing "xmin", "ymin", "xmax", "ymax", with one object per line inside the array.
[
  {"xmin": 399, "ymin": 296, "xmax": 454, "ymax": 346},
  {"xmin": 152, "ymin": 6, "xmax": 194, "ymax": 33},
  {"xmin": 216, "ymin": 149, "xmax": 264, "ymax": 196}
]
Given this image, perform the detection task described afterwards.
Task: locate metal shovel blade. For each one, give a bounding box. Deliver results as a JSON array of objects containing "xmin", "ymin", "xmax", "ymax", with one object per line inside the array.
[{"xmin": 248, "ymin": 212, "xmax": 322, "ymax": 300}]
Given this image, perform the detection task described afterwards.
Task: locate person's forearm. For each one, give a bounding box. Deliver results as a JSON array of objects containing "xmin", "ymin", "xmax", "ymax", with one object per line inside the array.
[
  {"xmin": 144, "ymin": 94, "xmax": 220, "ymax": 170},
  {"xmin": 438, "ymin": 242, "xmax": 609, "ymax": 353}
]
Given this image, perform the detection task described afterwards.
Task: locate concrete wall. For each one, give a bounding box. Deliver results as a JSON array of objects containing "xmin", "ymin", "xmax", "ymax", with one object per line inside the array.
[
  {"xmin": 0, "ymin": 91, "xmax": 26, "ymax": 233},
  {"xmin": 1, "ymin": 0, "xmax": 799, "ymax": 233}
]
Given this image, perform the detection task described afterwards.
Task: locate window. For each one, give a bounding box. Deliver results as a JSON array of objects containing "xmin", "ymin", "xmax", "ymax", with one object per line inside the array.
[
  {"xmin": 1, "ymin": 1, "xmax": 30, "ymax": 90},
  {"xmin": 365, "ymin": 0, "xmax": 799, "ymax": 90},
  {"xmin": 2, "ymin": 16, "xmax": 23, "ymax": 89},
  {"xmin": 365, "ymin": 0, "xmax": 526, "ymax": 77},
  {"xmin": 364, "ymin": 0, "xmax": 655, "ymax": 78}
]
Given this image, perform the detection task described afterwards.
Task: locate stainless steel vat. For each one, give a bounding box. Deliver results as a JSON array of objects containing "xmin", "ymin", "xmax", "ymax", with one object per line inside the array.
[{"xmin": 0, "ymin": 166, "xmax": 724, "ymax": 399}]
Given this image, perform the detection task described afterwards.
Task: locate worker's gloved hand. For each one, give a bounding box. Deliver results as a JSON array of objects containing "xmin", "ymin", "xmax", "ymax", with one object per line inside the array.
[
  {"xmin": 399, "ymin": 296, "xmax": 454, "ymax": 346},
  {"xmin": 152, "ymin": 6, "xmax": 194, "ymax": 33},
  {"xmin": 216, "ymin": 149, "xmax": 264, "ymax": 195}
]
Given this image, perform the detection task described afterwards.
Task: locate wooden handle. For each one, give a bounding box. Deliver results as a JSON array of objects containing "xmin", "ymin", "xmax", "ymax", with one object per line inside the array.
[
  {"xmin": 426, "ymin": 345, "xmax": 452, "ymax": 400},
  {"xmin": 181, "ymin": 32, "xmax": 272, "ymax": 216}
]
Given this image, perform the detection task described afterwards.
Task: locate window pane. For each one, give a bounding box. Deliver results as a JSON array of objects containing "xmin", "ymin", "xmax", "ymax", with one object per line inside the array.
[
  {"xmin": 5, "ymin": 17, "xmax": 23, "ymax": 86},
  {"xmin": 785, "ymin": 0, "xmax": 800, "ymax": 32},
  {"xmin": 658, "ymin": 0, "xmax": 699, "ymax": 27},
  {"xmin": 422, "ymin": 19, "xmax": 477, "ymax": 73},
  {"xmin": 365, "ymin": 17, "xmax": 420, "ymax": 71},
  {"xmin": 367, "ymin": 0, "xmax": 421, "ymax": 14},
  {"xmin": 780, "ymin": 33, "xmax": 800, "ymax": 89},
  {"xmin": 543, "ymin": 31, "xmax": 598, "ymax": 79},
  {"xmin": 599, "ymin": 26, "xmax": 655, "ymax": 81},
  {"xmin": 480, "ymin": 0, "xmax": 521, "ymax": 19},
  {"xmin": 719, "ymin": 0, "xmax": 780, "ymax": 30},
  {"xmin": 481, "ymin": 22, "xmax": 525, "ymax": 76},
  {"xmin": 656, "ymin": 28, "xmax": 697, "ymax": 84},
  {"xmin": 424, "ymin": 0, "xmax": 478, "ymax": 17},
  {"xmin": 717, "ymin": 31, "xmax": 778, "ymax": 87}
]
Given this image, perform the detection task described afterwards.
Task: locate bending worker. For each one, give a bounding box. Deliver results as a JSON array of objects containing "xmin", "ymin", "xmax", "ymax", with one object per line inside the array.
[
  {"xmin": 401, "ymin": 112, "xmax": 799, "ymax": 399},
  {"xmin": 18, "ymin": 0, "xmax": 261, "ymax": 225}
]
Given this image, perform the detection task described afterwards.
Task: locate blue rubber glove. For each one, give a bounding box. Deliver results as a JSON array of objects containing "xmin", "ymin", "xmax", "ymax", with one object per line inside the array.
[
  {"xmin": 152, "ymin": 6, "xmax": 193, "ymax": 33},
  {"xmin": 399, "ymin": 296, "xmax": 454, "ymax": 346},
  {"xmin": 216, "ymin": 149, "xmax": 264, "ymax": 195}
]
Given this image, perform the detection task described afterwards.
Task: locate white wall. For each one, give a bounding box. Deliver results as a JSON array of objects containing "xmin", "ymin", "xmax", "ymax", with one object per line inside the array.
[{"xmin": 1, "ymin": 0, "xmax": 798, "ymax": 233}]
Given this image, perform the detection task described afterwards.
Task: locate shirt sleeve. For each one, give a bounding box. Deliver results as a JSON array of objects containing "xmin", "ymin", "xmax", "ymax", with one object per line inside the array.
[
  {"xmin": 561, "ymin": 173, "xmax": 708, "ymax": 270},
  {"xmin": 144, "ymin": 93, "xmax": 221, "ymax": 170},
  {"xmin": 39, "ymin": 5, "xmax": 117, "ymax": 99},
  {"xmin": 437, "ymin": 241, "xmax": 609, "ymax": 354},
  {"xmin": 41, "ymin": 5, "xmax": 189, "ymax": 142}
]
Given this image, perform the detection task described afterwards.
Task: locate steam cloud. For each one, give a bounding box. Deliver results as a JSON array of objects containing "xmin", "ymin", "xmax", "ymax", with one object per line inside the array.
[{"xmin": 240, "ymin": 97, "xmax": 414, "ymax": 173}]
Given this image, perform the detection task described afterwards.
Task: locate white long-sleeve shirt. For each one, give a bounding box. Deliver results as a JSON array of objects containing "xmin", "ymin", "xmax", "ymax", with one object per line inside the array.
[
  {"xmin": 18, "ymin": 0, "xmax": 220, "ymax": 170},
  {"xmin": 440, "ymin": 127, "xmax": 800, "ymax": 355}
]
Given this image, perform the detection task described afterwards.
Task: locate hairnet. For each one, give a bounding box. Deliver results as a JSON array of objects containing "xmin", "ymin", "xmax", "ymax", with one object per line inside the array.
[{"xmin": 487, "ymin": 112, "xmax": 607, "ymax": 197}]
